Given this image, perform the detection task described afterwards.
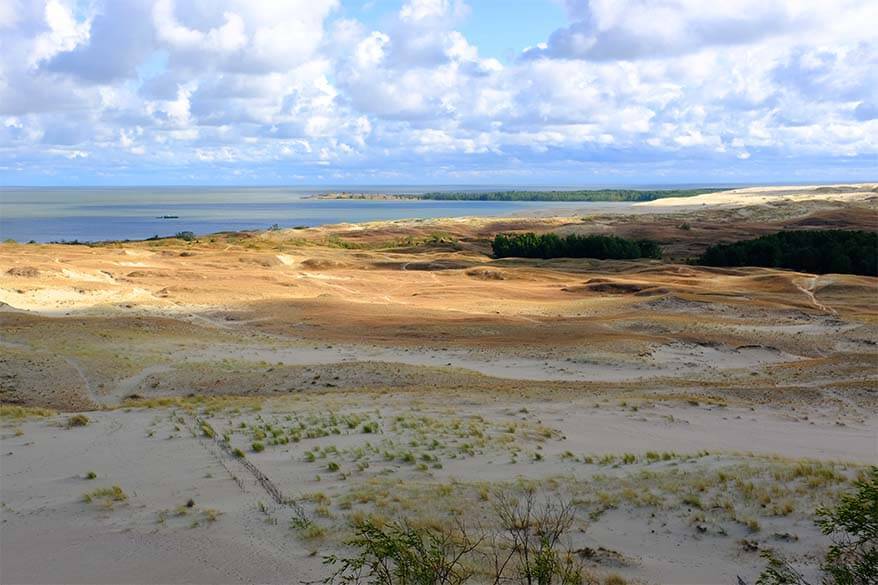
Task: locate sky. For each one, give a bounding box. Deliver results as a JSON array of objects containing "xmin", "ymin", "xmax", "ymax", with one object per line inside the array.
[{"xmin": 0, "ymin": 0, "xmax": 876, "ymax": 186}]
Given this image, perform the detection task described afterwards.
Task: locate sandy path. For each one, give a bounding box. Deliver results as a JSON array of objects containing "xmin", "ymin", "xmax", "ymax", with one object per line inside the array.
[
  {"xmin": 795, "ymin": 276, "xmax": 836, "ymax": 315},
  {"xmin": 62, "ymin": 357, "xmax": 99, "ymax": 406},
  {"xmin": 110, "ymin": 365, "xmax": 175, "ymax": 403}
]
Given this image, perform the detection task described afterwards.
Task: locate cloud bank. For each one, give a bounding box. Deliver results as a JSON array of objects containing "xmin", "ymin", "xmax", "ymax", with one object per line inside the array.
[{"xmin": 1, "ymin": 0, "xmax": 876, "ymax": 184}]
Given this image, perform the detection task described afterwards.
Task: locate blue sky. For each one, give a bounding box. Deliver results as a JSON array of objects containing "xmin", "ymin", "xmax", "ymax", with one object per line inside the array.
[{"xmin": 0, "ymin": 0, "xmax": 876, "ymax": 186}]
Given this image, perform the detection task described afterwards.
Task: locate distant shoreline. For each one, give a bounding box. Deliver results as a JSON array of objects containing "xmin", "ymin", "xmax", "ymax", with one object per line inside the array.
[
  {"xmin": 306, "ymin": 188, "xmax": 723, "ymax": 202},
  {"xmin": 305, "ymin": 192, "xmax": 422, "ymax": 200}
]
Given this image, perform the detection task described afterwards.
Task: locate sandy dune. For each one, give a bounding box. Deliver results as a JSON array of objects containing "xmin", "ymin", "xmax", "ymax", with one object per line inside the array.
[
  {"xmin": 639, "ymin": 183, "xmax": 878, "ymax": 208},
  {"xmin": 1, "ymin": 184, "xmax": 876, "ymax": 584}
]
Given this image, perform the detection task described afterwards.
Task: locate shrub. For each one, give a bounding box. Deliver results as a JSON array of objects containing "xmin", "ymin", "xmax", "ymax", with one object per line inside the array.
[
  {"xmin": 302, "ymin": 523, "xmax": 327, "ymax": 539},
  {"xmin": 816, "ymin": 467, "xmax": 877, "ymax": 584},
  {"xmin": 85, "ymin": 471, "xmax": 97, "ymax": 480},
  {"xmin": 175, "ymin": 231, "xmax": 196, "ymax": 242},
  {"xmin": 756, "ymin": 466, "xmax": 877, "ymax": 585},
  {"xmin": 202, "ymin": 508, "xmax": 221, "ymax": 522},
  {"xmin": 322, "ymin": 519, "xmax": 478, "ymax": 584},
  {"xmin": 491, "ymin": 488, "xmax": 585, "ymax": 584},
  {"xmin": 83, "ymin": 485, "xmax": 127, "ymax": 506},
  {"xmin": 252, "ymin": 441, "xmax": 265, "ymax": 453},
  {"xmin": 321, "ymin": 489, "xmax": 584, "ymax": 584},
  {"xmin": 67, "ymin": 414, "xmax": 90, "ymax": 428}
]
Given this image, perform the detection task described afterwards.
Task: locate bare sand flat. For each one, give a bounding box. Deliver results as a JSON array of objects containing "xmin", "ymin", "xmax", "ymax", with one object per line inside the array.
[
  {"xmin": 1, "ymin": 184, "xmax": 876, "ymax": 584},
  {"xmin": 638, "ymin": 183, "xmax": 878, "ymax": 208},
  {"xmin": 2, "ymin": 393, "xmax": 874, "ymax": 584}
]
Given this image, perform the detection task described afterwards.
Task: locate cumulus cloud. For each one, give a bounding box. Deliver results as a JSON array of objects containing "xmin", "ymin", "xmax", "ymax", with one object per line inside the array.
[
  {"xmin": 46, "ymin": 0, "xmax": 154, "ymax": 82},
  {"xmin": 527, "ymin": 0, "xmax": 874, "ymax": 61},
  {"xmin": 0, "ymin": 0, "xmax": 875, "ymax": 184}
]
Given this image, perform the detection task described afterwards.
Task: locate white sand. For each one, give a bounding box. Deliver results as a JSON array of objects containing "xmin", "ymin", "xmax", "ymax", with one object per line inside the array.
[
  {"xmin": 637, "ymin": 183, "xmax": 877, "ymax": 208},
  {"xmin": 2, "ymin": 400, "xmax": 874, "ymax": 584}
]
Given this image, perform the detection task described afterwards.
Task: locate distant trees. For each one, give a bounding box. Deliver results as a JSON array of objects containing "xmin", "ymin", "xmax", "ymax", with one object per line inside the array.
[
  {"xmin": 697, "ymin": 230, "xmax": 877, "ymax": 276},
  {"xmin": 492, "ymin": 232, "xmax": 662, "ymax": 260},
  {"xmin": 421, "ymin": 188, "xmax": 718, "ymax": 202}
]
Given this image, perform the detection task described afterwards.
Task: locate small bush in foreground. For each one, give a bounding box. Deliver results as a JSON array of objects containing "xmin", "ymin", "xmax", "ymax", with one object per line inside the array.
[
  {"xmin": 756, "ymin": 466, "xmax": 877, "ymax": 585},
  {"xmin": 83, "ymin": 485, "xmax": 127, "ymax": 508},
  {"xmin": 322, "ymin": 489, "xmax": 586, "ymax": 585},
  {"xmin": 323, "ymin": 519, "xmax": 479, "ymax": 585},
  {"xmin": 67, "ymin": 414, "xmax": 90, "ymax": 428},
  {"xmin": 816, "ymin": 466, "xmax": 877, "ymax": 585}
]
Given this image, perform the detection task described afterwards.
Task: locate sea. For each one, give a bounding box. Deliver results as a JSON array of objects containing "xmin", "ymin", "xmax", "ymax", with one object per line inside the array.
[{"xmin": 0, "ymin": 186, "xmax": 640, "ymax": 243}]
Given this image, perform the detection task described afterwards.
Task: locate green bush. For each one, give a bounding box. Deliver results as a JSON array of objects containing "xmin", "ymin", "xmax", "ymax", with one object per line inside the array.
[
  {"xmin": 817, "ymin": 467, "xmax": 877, "ymax": 585},
  {"xmin": 697, "ymin": 230, "xmax": 877, "ymax": 276},
  {"xmin": 323, "ymin": 519, "xmax": 477, "ymax": 584},
  {"xmin": 492, "ymin": 232, "xmax": 662, "ymax": 260},
  {"xmin": 757, "ymin": 466, "xmax": 877, "ymax": 585},
  {"xmin": 251, "ymin": 441, "xmax": 265, "ymax": 453},
  {"xmin": 175, "ymin": 231, "xmax": 196, "ymax": 242},
  {"xmin": 322, "ymin": 489, "xmax": 585, "ymax": 585}
]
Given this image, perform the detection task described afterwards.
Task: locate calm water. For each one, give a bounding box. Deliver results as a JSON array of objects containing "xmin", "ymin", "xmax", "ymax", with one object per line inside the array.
[{"xmin": 0, "ymin": 187, "xmax": 636, "ymax": 242}]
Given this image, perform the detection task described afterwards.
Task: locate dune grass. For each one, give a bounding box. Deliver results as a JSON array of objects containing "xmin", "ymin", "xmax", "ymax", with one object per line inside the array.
[{"xmin": 0, "ymin": 404, "xmax": 57, "ymax": 420}]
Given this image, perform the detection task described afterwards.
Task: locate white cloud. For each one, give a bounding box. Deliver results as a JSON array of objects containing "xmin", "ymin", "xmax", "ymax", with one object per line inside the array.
[
  {"xmin": 399, "ymin": 0, "xmax": 467, "ymax": 23},
  {"xmin": 355, "ymin": 32, "xmax": 390, "ymax": 69},
  {"xmin": 526, "ymin": 0, "xmax": 875, "ymax": 61},
  {"xmin": 0, "ymin": 0, "xmax": 22, "ymax": 29},
  {"xmin": 32, "ymin": 0, "xmax": 90, "ymax": 65},
  {"xmin": 0, "ymin": 0, "xmax": 875, "ymax": 183}
]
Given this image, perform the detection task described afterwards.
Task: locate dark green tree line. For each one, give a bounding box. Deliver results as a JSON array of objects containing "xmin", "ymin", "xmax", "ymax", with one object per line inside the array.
[
  {"xmin": 420, "ymin": 188, "xmax": 719, "ymax": 202},
  {"xmin": 492, "ymin": 232, "xmax": 662, "ymax": 260},
  {"xmin": 697, "ymin": 230, "xmax": 877, "ymax": 276}
]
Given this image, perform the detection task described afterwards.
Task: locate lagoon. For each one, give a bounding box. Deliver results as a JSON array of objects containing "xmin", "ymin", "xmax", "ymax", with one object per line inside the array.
[{"xmin": 0, "ymin": 187, "xmax": 636, "ymax": 242}]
